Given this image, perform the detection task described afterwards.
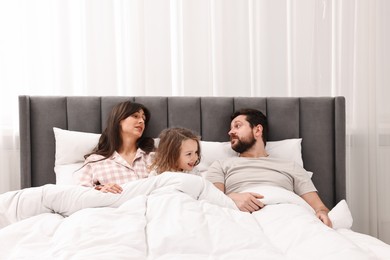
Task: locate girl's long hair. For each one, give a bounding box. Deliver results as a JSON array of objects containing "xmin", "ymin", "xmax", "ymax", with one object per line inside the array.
[{"xmin": 150, "ymin": 127, "xmax": 201, "ymax": 174}]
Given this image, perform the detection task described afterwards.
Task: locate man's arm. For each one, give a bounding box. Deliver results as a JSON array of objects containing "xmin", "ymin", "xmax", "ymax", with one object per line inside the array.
[
  {"xmin": 301, "ymin": 191, "xmax": 332, "ymax": 228},
  {"xmin": 213, "ymin": 182, "xmax": 225, "ymax": 193},
  {"xmin": 207, "ymin": 161, "xmax": 264, "ymax": 213},
  {"xmin": 213, "ymin": 182, "xmax": 264, "ymax": 213}
]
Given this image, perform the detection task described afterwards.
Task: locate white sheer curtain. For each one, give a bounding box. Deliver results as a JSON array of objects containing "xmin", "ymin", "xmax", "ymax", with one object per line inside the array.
[{"xmin": 0, "ymin": 0, "xmax": 389, "ymax": 243}]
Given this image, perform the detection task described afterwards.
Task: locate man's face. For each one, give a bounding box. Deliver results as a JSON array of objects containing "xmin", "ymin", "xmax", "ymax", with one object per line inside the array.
[{"xmin": 228, "ymin": 115, "xmax": 256, "ymax": 153}]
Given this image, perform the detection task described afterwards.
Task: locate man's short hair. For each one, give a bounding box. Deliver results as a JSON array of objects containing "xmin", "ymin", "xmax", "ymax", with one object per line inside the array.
[{"xmin": 231, "ymin": 108, "xmax": 268, "ymax": 145}]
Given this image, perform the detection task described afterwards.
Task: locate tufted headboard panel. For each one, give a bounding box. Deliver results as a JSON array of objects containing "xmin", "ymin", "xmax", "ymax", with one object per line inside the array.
[{"xmin": 18, "ymin": 96, "xmax": 346, "ymax": 208}]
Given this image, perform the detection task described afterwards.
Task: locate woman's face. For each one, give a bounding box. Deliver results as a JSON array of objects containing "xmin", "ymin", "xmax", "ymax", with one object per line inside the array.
[
  {"xmin": 120, "ymin": 109, "xmax": 146, "ymax": 139},
  {"xmin": 177, "ymin": 139, "xmax": 199, "ymax": 172}
]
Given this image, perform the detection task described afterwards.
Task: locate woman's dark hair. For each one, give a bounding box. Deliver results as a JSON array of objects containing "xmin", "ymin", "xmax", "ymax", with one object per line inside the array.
[
  {"xmin": 85, "ymin": 101, "xmax": 154, "ymax": 160},
  {"xmin": 231, "ymin": 108, "xmax": 268, "ymax": 146}
]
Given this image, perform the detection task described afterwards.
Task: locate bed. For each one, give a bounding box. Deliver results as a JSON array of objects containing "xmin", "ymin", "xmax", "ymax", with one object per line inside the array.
[{"xmin": 0, "ymin": 95, "xmax": 389, "ymax": 259}]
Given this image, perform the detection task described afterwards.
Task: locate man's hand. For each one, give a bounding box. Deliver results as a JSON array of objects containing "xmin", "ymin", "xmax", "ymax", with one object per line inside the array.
[
  {"xmin": 316, "ymin": 210, "xmax": 332, "ymax": 228},
  {"xmin": 228, "ymin": 192, "xmax": 264, "ymax": 213},
  {"xmin": 301, "ymin": 191, "xmax": 333, "ymax": 228},
  {"xmin": 95, "ymin": 183, "xmax": 123, "ymax": 194}
]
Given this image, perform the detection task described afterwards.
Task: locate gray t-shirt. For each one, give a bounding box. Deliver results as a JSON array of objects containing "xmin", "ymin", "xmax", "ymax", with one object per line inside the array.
[{"xmin": 205, "ymin": 157, "xmax": 316, "ymax": 196}]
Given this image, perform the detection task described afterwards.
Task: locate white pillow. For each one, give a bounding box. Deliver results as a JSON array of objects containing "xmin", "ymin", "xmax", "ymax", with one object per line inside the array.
[
  {"xmin": 197, "ymin": 141, "xmax": 238, "ymax": 172},
  {"xmin": 266, "ymin": 138, "xmax": 303, "ymax": 166},
  {"xmin": 54, "ymin": 163, "xmax": 84, "ymax": 185},
  {"xmin": 328, "ymin": 199, "xmax": 353, "ymax": 230},
  {"xmin": 53, "ymin": 127, "xmax": 101, "ymax": 165},
  {"xmin": 266, "ymin": 138, "xmax": 313, "ymax": 178},
  {"xmin": 53, "ymin": 127, "xmax": 307, "ymax": 184},
  {"xmin": 53, "ymin": 127, "xmax": 100, "ymax": 185},
  {"xmin": 197, "ymin": 138, "xmax": 305, "ymax": 172}
]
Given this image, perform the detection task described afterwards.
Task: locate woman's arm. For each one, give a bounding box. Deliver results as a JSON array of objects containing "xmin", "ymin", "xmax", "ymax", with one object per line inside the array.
[{"xmin": 78, "ymin": 163, "xmax": 94, "ymax": 187}]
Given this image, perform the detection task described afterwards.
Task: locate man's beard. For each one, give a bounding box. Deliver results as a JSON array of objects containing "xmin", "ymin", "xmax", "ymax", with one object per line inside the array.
[{"xmin": 231, "ymin": 134, "xmax": 256, "ymax": 154}]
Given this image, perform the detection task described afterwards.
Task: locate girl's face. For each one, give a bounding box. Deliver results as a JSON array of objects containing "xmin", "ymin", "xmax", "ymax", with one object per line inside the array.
[
  {"xmin": 177, "ymin": 139, "xmax": 199, "ymax": 172},
  {"xmin": 120, "ymin": 109, "xmax": 146, "ymax": 139}
]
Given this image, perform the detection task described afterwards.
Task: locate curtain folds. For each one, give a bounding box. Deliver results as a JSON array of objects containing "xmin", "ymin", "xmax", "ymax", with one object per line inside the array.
[{"xmin": 0, "ymin": 0, "xmax": 389, "ymax": 243}]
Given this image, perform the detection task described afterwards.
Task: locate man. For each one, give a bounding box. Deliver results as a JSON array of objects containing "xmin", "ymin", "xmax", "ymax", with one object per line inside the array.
[{"xmin": 205, "ymin": 108, "xmax": 332, "ymax": 227}]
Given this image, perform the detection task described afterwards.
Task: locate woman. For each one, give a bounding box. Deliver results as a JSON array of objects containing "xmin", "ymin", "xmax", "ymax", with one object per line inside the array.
[{"xmin": 78, "ymin": 101, "xmax": 155, "ymax": 193}]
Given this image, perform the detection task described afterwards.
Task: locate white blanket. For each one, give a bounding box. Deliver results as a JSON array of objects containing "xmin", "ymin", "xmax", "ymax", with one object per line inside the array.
[{"xmin": 0, "ymin": 173, "xmax": 389, "ymax": 260}]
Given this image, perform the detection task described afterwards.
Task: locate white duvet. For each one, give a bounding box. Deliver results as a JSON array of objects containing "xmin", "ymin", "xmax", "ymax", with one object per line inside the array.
[{"xmin": 0, "ymin": 173, "xmax": 389, "ymax": 260}]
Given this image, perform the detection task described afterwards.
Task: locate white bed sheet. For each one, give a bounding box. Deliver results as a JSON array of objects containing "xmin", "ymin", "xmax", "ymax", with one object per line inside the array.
[{"xmin": 0, "ymin": 173, "xmax": 389, "ymax": 260}]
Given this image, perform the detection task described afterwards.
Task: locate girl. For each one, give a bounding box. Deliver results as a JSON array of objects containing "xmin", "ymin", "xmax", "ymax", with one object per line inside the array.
[
  {"xmin": 78, "ymin": 101, "xmax": 155, "ymax": 193},
  {"xmin": 150, "ymin": 127, "xmax": 201, "ymax": 175}
]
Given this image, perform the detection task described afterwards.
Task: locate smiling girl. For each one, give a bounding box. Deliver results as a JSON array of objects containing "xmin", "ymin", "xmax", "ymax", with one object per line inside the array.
[{"xmin": 150, "ymin": 127, "xmax": 201, "ymax": 175}]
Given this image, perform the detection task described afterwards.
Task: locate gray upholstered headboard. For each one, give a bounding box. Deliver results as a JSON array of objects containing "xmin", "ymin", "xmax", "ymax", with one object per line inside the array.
[{"xmin": 18, "ymin": 96, "xmax": 346, "ymax": 208}]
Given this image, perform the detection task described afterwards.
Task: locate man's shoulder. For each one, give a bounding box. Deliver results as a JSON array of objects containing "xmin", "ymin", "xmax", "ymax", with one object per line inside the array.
[
  {"xmin": 222, "ymin": 156, "xmax": 298, "ymax": 169},
  {"xmin": 208, "ymin": 156, "xmax": 296, "ymax": 169},
  {"xmin": 212, "ymin": 156, "xmax": 240, "ymax": 165},
  {"xmin": 208, "ymin": 157, "xmax": 247, "ymax": 172}
]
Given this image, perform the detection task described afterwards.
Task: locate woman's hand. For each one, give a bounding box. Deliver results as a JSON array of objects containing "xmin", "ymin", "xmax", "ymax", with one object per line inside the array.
[{"xmin": 95, "ymin": 183, "xmax": 123, "ymax": 194}]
